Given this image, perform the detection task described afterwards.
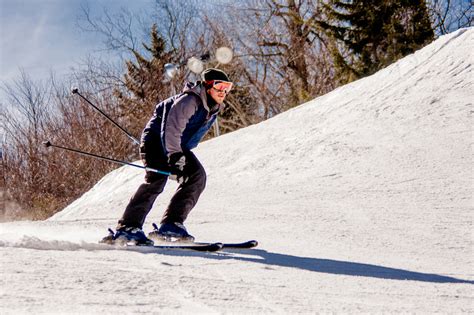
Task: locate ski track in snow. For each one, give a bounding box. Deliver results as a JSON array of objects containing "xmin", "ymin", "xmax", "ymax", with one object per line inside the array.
[{"xmin": 1, "ymin": 28, "xmax": 473, "ymax": 314}]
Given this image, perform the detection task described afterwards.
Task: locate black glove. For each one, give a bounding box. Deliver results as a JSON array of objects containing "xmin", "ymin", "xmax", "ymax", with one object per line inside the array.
[{"xmin": 168, "ymin": 152, "xmax": 188, "ymax": 184}]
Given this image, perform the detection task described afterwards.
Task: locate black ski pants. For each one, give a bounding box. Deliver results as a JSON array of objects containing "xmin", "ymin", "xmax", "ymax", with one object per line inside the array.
[{"xmin": 117, "ymin": 136, "xmax": 206, "ymax": 230}]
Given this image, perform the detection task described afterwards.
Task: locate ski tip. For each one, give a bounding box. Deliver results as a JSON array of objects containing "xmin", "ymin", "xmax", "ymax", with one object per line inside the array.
[{"xmin": 248, "ymin": 240, "xmax": 258, "ymax": 247}]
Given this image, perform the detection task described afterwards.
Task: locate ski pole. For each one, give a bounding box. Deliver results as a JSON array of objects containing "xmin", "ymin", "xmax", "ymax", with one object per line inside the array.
[
  {"xmin": 71, "ymin": 88, "xmax": 140, "ymax": 146},
  {"xmin": 43, "ymin": 141, "xmax": 170, "ymax": 176}
]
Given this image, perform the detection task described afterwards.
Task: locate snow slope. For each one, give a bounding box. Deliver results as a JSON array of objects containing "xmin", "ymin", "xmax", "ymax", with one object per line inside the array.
[{"xmin": 1, "ymin": 28, "xmax": 473, "ymax": 314}]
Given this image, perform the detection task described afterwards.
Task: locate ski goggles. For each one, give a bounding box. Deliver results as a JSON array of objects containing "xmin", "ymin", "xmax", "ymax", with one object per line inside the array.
[{"xmin": 207, "ymin": 80, "xmax": 233, "ymax": 94}]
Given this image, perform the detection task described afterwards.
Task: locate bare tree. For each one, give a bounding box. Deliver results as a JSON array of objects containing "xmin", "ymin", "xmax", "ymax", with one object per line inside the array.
[
  {"xmin": 76, "ymin": 1, "xmax": 211, "ymax": 132},
  {"xmin": 428, "ymin": 0, "xmax": 473, "ymax": 36},
  {"xmin": 0, "ymin": 67, "xmax": 140, "ymax": 220},
  {"xmin": 212, "ymin": 0, "xmax": 336, "ymax": 119},
  {"xmin": 1, "ymin": 70, "xmax": 53, "ymax": 219}
]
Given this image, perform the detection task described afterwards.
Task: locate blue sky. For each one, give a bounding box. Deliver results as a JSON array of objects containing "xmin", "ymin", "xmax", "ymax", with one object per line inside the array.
[{"xmin": 0, "ymin": 0, "xmax": 153, "ymax": 92}]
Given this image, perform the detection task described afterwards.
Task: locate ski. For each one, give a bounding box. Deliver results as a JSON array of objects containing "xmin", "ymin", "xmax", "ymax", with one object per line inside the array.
[
  {"xmin": 101, "ymin": 240, "xmax": 223, "ymax": 252},
  {"xmin": 140, "ymin": 242, "xmax": 224, "ymax": 252},
  {"xmin": 194, "ymin": 240, "xmax": 258, "ymax": 249},
  {"xmin": 147, "ymin": 239, "xmax": 258, "ymax": 250},
  {"xmin": 100, "ymin": 228, "xmax": 223, "ymax": 252},
  {"xmin": 148, "ymin": 223, "xmax": 258, "ymax": 249}
]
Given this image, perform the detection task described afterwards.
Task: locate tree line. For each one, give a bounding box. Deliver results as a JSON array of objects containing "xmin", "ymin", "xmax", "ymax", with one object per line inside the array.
[{"xmin": 1, "ymin": 0, "xmax": 471, "ymax": 220}]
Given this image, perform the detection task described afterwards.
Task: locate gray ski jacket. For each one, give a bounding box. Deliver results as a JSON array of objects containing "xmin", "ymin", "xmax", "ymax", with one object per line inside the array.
[{"xmin": 142, "ymin": 82, "xmax": 220, "ymax": 157}]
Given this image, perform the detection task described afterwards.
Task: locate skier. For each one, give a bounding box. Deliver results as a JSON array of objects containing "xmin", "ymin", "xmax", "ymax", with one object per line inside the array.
[{"xmin": 109, "ymin": 68, "xmax": 233, "ymax": 245}]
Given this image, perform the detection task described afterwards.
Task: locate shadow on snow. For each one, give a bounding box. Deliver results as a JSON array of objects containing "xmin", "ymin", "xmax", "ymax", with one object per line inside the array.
[{"xmin": 152, "ymin": 248, "xmax": 473, "ymax": 284}]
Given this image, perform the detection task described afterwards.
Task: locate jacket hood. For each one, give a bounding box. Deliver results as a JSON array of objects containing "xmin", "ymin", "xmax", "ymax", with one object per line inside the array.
[{"xmin": 182, "ymin": 81, "xmax": 210, "ymax": 111}]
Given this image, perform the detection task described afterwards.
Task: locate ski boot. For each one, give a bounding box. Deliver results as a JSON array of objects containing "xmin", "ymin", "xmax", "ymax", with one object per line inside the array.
[
  {"xmin": 148, "ymin": 222, "xmax": 195, "ymax": 242},
  {"xmin": 101, "ymin": 227, "xmax": 154, "ymax": 246}
]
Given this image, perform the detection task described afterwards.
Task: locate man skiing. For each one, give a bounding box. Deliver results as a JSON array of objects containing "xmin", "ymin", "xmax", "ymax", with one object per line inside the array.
[{"xmin": 108, "ymin": 68, "xmax": 233, "ymax": 245}]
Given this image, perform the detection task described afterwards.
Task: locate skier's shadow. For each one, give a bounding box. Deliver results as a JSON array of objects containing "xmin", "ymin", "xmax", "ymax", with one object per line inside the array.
[{"xmin": 163, "ymin": 248, "xmax": 473, "ymax": 284}]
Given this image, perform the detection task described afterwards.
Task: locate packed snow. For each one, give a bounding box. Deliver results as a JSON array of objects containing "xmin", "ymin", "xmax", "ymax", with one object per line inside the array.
[{"xmin": 1, "ymin": 28, "xmax": 473, "ymax": 314}]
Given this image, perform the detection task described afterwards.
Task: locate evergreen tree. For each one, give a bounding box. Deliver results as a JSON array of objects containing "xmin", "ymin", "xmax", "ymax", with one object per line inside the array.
[
  {"xmin": 115, "ymin": 24, "xmax": 175, "ymax": 137},
  {"xmin": 319, "ymin": 0, "xmax": 434, "ymax": 84}
]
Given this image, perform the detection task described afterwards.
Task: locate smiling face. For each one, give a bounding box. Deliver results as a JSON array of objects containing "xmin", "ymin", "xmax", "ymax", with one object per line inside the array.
[
  {"xmin": 206, "ymin": 81, "xmax": 233, "ymax": 104},
  {"xmin": 208, "ymin": 86, "xmax": 228, "ymax": 104}
]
